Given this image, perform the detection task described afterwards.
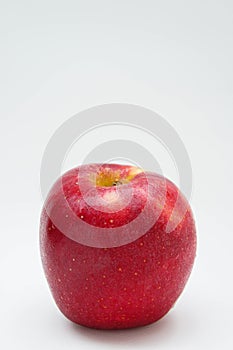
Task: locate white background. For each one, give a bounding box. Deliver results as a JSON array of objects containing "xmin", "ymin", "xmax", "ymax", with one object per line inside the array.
[{"xmin": 1, "ymin": 1, "xmax": 233, "ymax": 349}]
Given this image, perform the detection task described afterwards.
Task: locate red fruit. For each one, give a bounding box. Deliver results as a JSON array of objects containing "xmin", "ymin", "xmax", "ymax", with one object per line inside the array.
[{"xmin": 40, "ymin": 163, "xmax": 196, "ymax": 329}]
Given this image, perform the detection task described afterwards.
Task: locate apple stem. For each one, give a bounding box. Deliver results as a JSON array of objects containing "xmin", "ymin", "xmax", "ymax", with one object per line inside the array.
[{"xmin": 112, "ymin": 181, "xmax": 123, "ymax": 186}]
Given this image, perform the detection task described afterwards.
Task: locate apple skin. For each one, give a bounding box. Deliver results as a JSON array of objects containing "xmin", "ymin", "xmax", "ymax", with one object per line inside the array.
[{"xmin": 40, "ymin": 163, "xmax": 196, "ymax": 329}]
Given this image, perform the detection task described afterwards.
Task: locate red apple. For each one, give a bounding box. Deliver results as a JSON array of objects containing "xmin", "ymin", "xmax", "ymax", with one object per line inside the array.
[{"xmin": 40, "ymin": 163, "xmax": 196, "ymax": 329}]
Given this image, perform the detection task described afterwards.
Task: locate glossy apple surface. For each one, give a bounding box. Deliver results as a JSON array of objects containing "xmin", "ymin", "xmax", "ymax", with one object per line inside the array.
[{"xmin": 40, "ymin": 163, "xmax": 196, "ymax": 329}]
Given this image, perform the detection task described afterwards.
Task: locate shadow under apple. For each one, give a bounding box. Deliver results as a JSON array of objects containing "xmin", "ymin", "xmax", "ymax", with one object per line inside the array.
[{"xmin": 67, "ymin": 311, "xmax": 177, "ymax": 347}]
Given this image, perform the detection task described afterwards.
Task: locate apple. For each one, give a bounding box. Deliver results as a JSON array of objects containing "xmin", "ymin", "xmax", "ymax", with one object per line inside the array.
[{"xmin": 40, "ymin": 163, "xmax": 196, "ymax": 329}]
